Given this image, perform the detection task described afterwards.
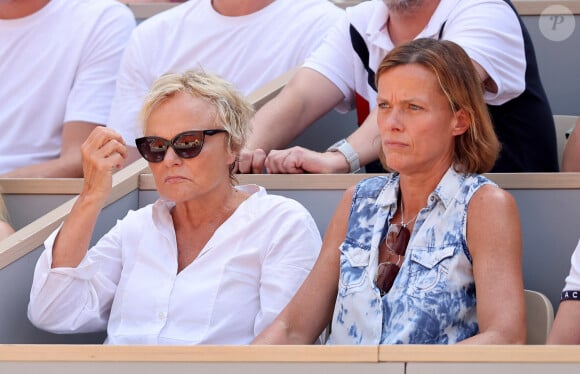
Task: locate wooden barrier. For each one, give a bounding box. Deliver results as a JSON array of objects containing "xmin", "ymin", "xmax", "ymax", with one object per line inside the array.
[
  {"xmin": 2, "ymin": 170, "xmax": 580, "ymax": 343},
  {"xmin": 0, "ymin": 179, "xmax": 82, "ymax": 232},
  {"xmin": 0, "ymin": 345, "xmax": 579, "ymax": 373}
]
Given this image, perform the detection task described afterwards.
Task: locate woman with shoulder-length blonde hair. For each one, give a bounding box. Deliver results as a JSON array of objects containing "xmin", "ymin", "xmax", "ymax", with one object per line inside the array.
[
  {"xmin": 253, "ymin": 38, "xmax": 525, "ymax": 345},
  {"xmin": 28, "ymin": 69, "xmax": 322, "ymax": 344}
]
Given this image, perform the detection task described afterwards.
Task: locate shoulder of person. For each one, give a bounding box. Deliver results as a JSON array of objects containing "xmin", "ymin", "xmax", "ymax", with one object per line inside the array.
[
  {"xmin": 77, "ymin": 0, "xmax": 135, "ymax": 20},
  {"xmin": 448, "ymin": 0, "xmax": 518, "ymax": 20},
  {"xmin": 345, "ymin": 0, "xmax": 378, "ymax": 22},
  {"xmin": 469, "ymin": 183, "xmax": 516, "ymax": 212},
  {"xmin": 130, "ymin": 0, "xmax": 196, "ymax": 35}
]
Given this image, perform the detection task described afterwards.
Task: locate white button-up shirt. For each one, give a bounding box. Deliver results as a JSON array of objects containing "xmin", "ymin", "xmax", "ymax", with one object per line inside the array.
[{"xmin": 28, "ymin": 185, "xmax": 322, "ymax": 344}]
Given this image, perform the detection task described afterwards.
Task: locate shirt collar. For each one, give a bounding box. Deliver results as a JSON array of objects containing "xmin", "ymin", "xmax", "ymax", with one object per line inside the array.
[
  {"xmin": 150, "ymin": 184, "xmax": 264, "ymax": 225},
  {"xmin": 375, "ymin": 166, "xmax": 467, "ymax": 210},
  {"xmin": 367, "ymin": 0, "xmax": 461, "ymax": 46}
]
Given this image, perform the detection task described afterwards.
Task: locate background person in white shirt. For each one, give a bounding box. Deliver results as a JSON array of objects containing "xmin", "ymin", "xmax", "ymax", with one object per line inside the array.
[
  {"xmin": 109, "ymin": 0, "xmax": 343, "ymax": 164},
  {"xmin": 547, "ymin": 239, "xmax": 580, "ymax": 344},
  {"xmin": 239, "ymin": 0, "xmax": 557, "ymax": 174},
  {"xmin": 28, "ymin": 70, "xmax": 322, "ymax": 344},
  {"xmin": 0, "ymin": 0, "xmax": 135, "ymax": 177}
]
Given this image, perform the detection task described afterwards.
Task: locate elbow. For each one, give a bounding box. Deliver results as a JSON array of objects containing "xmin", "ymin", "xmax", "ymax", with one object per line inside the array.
[
  {"xmin": 508, "ymin": 327, "xmax": 527, "ymax": 345},
  {"xmin": 489, "ymin": 322, "xmax": 527, "ymax": 344}
]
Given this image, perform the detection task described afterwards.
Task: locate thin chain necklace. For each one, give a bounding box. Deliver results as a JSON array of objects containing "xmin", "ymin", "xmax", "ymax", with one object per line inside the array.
[{"xmin": 400, "ymin": 198, "xmax": 419, "ymax": 228}]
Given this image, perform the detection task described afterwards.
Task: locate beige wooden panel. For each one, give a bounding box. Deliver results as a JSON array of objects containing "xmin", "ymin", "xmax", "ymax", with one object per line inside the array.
[
  {"xmin": 0, "ymin": 362, "xmax": 401, "ymax": 374},
  {"xmin": 0, "ymin": 345, "xmax": 377, "ymax": 362},
  {"xmin": 379, "ymin": 345, "xmax": 580, "ymax": 363},
  {"xmin": 407, "ymin": 363, "xmax": 580, "ymax": 374},
  {"xmin": 516, "ymin": 1, "xmax": 580, "ymax": 15},
  {"xmin": 0, "ymin": 158, "xmax": 148, "ymax": 270},
  {"xmin": 0, "ymin": 179, "xmax": 83, "ymax": 194}
]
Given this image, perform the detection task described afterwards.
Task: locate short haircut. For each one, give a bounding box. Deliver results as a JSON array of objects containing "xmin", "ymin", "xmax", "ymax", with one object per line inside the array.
[
  {"xmin": 139, "ymin": 69, "xmax": 255, "ymax": 180},
  {"xmin": 376, "ymin": 38, "xmax": 500, "ymax": 174}
]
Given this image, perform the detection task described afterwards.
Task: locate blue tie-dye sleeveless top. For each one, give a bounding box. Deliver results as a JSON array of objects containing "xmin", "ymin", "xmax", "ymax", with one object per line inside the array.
[{"xmin": 327, "ymin": 167, "xmax": 495, "ymax": 345}]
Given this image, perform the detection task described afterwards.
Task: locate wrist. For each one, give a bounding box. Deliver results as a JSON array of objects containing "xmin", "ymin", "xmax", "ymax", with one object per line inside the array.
[{"xmin": 326, "ymin": 139, "xmax": 360, "ymax": 173}]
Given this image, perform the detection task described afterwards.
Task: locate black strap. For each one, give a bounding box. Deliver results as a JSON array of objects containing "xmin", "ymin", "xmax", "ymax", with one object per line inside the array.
[
  {"xmin": 561, "ymin": 290, "xmax": 580, "ymax": 301},
  {"xmin": 349, "ymin": 24, "xmax": 377, "ymax": 92},
  {"xmin": 438, "ymin": 21, "xmax": 446, "ymax": 40}
]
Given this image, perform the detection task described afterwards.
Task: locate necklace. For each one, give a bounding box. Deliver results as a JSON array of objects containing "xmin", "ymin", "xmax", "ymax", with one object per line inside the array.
[{"xmin": 400, "ymin": 198, "xmax": 418, "ymax": 228}]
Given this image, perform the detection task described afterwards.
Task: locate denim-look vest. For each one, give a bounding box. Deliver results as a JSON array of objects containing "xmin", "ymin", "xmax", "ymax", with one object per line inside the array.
[{"xmin": 327, "ymin": 167, "xmax": 495, "ymax": 345}]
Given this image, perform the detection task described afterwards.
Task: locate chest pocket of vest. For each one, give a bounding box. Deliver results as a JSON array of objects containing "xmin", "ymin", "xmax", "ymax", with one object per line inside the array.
[
  {"xmin": 407, "ymin": 246, "xmax": 455, "ymax": 295},
  {"xmin": 338, "ymin": 240, "xmax": 371, "ymax": 297}
]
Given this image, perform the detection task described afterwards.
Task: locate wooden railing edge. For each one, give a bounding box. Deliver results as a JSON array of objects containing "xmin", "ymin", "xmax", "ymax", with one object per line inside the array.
[
  {"xmin": 1, "ymin": 344, "xmax": 580, "ymax": 363},
  {"xmin": 246, "ymin": 68, "xmax": 297, "ymax": 110},
  {"xmin": 0, "ymin": 159, "xmax": 149, "ymax": 270}
]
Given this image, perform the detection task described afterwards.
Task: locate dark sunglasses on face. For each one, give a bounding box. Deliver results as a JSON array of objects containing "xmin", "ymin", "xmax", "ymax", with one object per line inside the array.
[{"xmin": 135, "ymin": 129, "xmax": 227, "ymax": 163}]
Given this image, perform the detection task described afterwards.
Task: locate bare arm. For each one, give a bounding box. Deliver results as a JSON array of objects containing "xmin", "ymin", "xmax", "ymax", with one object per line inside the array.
[
  {"xmin": 252, "ymin": 187, "xmax": 353, "ymax": 344},
  {"xmin": 471, "ymin": 59, "xmax": 498, "ymax": 94},
  {"xmin": 238, "ymin": 68, "xmax": 344, "ymax": 174},
  {"xmin": 547, "ymin": 301, "xmax": 580, "ymax": 344},
  {"xmin": 562, "ymin": 118, "xmax": 580, "ymax": 172},
  {"xmin": 0, "ymin": 121, "xmax": 98, "ymax": 178},
  {"xmin": 264, "ymin": 107, "xmax": 382, "ymax": 174},
  {"xmin": 0, "ymin": 221, "xmax": 14, "ymax": 240},
  {"xmin": 460, "ymin": 185, "xmax": 526, "ymax": 344},
  {"xmin": 51, "ymin": 127, "xmax": 127, "ymax": 268}
]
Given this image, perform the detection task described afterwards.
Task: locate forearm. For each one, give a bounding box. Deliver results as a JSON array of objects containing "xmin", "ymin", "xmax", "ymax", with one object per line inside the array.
[
  {"xmin": 51, "ymin": 191, "xmax": 106, "ymax": 268},
  {"xmin": 253, "ymin": 318, "xmax": 316, "ymax": 345},
  {"xmin": 459, "ymin": 328, "xmax": 525, "ymax": 344},
  {"xmin": 247, "ymin": 68, "xmax": 345, "ymax": 153},
  {"xmin": 0, "ymin": 221, "xmax": 14, "ymax": 240},
  {"xmin": 248, "ymin": 90, "xmax": 309, "ymax": 153},
  {"xmin": 547, "ymin": 301, "xmax": 580, "ymax": 344},
  {"xmin": 562, "ymin": 120, "xmax": 580, "ymax": 172}
]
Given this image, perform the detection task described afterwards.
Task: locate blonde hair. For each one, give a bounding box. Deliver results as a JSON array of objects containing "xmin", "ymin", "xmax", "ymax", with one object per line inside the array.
[
  {"xmin": 376, "ymin": 38, "xmax": 500, "ymax": 174},
  {"xmin": 139, "ymin": 69, "xmax": 255, "ymax": 181}
]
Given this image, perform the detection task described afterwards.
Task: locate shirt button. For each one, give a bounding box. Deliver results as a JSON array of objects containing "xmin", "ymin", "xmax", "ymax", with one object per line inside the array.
[{"xmin": 158, "ymin": 312, "xmax": 166, "ymax": 320}]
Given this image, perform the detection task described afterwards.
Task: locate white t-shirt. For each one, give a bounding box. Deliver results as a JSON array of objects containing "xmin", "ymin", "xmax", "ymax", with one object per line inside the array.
[
  {"xmin": 28, "ymin": 185, "xmax": 322, "ymax": 345},
  {"xmin": 108, "ymin": 0, "xmax": 344, "ymax": 144},
  {"xmin": 304, "ymin": 0, "xmax": 526, "ymax": 114},
  {"xmin": 0, "ymin": 0, "xmax": 135, "ymax": 174},
  {"xmin": 563, "ymin": 239, "xmax": 580, "ymax": 296}
]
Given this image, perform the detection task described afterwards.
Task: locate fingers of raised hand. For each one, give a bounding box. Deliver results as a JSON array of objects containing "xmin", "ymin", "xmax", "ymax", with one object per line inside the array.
[{"xmin": 81, "ymin": 127, "xmax": 128, "ymax": 173}]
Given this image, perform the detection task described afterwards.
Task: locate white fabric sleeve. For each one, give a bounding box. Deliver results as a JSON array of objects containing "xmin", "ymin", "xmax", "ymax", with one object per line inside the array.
[
  {"xmin": 253, "ymin": 202, "xmax": 322, "ymax": 336},
  {"xmin": 64, "ymin": 4, "xmax": 135, "ymax": 125},
  {"xmin": 303, "ymin": 11, "xmax": 355, "ymax": 113},
  {"xmin": 443, "ymin": 0, "xmax": 525, "ymax": 105},
  {"xmin": 106, "ymin": 28, "xmax": 151, "ymax": 145},
  {"xmin": 563, "ymin": 240, "xmax": 580, "ymax": 291},
  {"xmin": 27, "ymin": 222, "xmax": 125, "ymax": 334}
]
